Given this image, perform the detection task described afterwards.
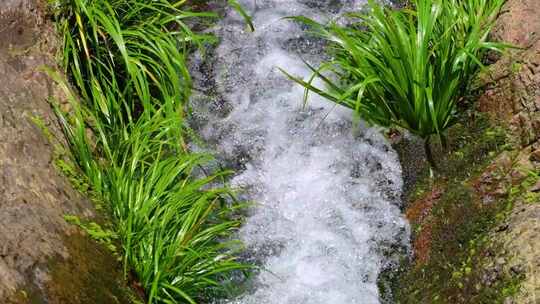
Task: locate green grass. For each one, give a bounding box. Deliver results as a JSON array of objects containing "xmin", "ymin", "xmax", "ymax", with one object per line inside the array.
[
  {"xmin": 282, "ymin": 0, "xmax": 507, "ymax": 167},
  {"xmin": 48, "ymin": 0, "xmax": 250, "ymax": 303}
]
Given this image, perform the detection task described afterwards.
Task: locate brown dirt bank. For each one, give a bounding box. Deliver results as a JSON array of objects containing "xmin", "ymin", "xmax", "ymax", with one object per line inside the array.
[
  {"xmin": 391, "ymin": 0, "xmax": 540, "ymax": 303},
  {"xmin": 0, "ymin": 1, "xmax": 133, "ymax": 303}
]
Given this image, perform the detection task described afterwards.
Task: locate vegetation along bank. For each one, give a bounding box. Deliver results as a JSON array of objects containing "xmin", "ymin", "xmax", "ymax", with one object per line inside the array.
[{"xmin": 389, "ymin": 0, "xmax": 540, "ymax": 303}]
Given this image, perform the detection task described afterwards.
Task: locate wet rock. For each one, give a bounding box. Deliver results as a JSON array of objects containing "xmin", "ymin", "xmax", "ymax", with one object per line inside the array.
[
  {"xmin": 0, "ymin": 1, "xmax": 131, "ymax": 303},
  {"xmin": 391, "ymin": 133, "xmax": 428, "ymax": 202},
  {"xmin": 297, "ymin": 0, "xmax": 342, "ymax": 13}
]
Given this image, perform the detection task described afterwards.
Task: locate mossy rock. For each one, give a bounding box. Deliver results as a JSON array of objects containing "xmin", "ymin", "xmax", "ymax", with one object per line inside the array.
[{"xmin": 0, "ymin": 1, "xmax": 135, "ymax": 302}]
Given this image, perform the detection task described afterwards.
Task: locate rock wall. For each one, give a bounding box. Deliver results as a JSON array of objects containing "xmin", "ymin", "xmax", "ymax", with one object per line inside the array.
[
  {"xmin": 0, "ymin": 1, "xmax": 132, "ymax": 303},
  {"xmin": 479, "ymin": 0, "xmax": 540, "ymax": 148},
  {"xmin": 478, "ymin": 0, "xmax": 540, "ymax": 302}
]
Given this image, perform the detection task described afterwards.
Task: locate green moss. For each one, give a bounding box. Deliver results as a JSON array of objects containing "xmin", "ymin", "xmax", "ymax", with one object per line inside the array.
[
  {"xmin": 64, "ymin": 215, "xmax": 119, "ymax": 254},
  {"xmin": 45, "ymin": 233, "xmax": 140, "ymax": 304},
  {"xmin": 399, "ymin": 186, "xmax": 508, "ymax": 303},
  {"xmin": 29, "ymin": 114, "xmax": 137, "ymax": 303},
  {"xmin": 5, "ymin": 233, "xmax": 139, "ymax": 304},
  {"xmin": 5, "ymin": 288, "xmax": 44, "ymax": 304},
  {"xmin": 511, "ymin": 62, "xmax": 522, "ymax": 74},
  {"xmin": 392, "ymin": 112, "xmax": 524, "ymax": 304},
  {"xmin": 405, "ymin": 112, "xmax": 507, "ymax": 203},
  {"xmin": 522, "ymin": 172, "xmax": 540, "ymax": 204}
]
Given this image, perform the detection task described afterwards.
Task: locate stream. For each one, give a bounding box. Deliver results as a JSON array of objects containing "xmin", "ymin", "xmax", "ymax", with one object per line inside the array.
[{"xmin": 190, "ymin": 1, "xmax": 410, "ymax": 303}]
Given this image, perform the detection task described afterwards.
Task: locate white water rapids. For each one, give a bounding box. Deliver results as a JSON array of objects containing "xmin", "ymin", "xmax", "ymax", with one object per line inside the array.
[{"xmin": 190, "ymin": 1, "xmax": 410, "ymax": 303}]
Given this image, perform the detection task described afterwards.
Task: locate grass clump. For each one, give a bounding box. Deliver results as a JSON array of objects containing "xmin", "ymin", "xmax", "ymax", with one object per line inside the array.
[
  {"xmin": 283, "ymin": 0, "xmax": 507, "ymax": 167},
  {"xmin": 49, "ymin": 0, "xmax": 250, "ymax": 303}
]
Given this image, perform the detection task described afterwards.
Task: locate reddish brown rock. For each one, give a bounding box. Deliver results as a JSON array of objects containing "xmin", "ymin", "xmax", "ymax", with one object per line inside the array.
[
  {"xmin": 478, "ymin": 0, "xmax": 540, "ymax": 148},
  {"xmin": 404, "ymin": 186, "xmax": 444, "ymax": 266},
  {"xmin": 477, "ymin": 1, "xmax": 540, "ymax": 297},
  {"xmin": 491, "ymin": 0, "xmax": 540, "ymax": 49}
]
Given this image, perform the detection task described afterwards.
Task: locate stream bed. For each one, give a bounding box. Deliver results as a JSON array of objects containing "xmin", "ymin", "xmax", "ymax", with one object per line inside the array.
[{"xmin": 190, "ymin": 1, "xmax": 410, "ymax": 303}]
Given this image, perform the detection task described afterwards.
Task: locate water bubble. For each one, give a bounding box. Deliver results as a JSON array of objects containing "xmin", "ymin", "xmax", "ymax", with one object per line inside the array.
[{"xmin": 191, "ymin": 1, "xmax": 410, "ymax": 303}]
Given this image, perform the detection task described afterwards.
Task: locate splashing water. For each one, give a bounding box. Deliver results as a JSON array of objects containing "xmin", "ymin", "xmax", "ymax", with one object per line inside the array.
[{"xmin": 190, "ymin": 1, "xmax": 410, "ymax": 303}]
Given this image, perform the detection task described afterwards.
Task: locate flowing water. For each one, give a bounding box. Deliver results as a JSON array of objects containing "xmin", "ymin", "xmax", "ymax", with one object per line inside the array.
[{"xmin": 190, "ymin": 1, "xmax": 410, "ymax": 303}]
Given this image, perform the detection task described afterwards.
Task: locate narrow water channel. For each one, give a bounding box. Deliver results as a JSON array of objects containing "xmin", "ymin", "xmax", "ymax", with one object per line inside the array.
[{"xmin": 190, "ymin": 1, "xmax": 410, "ymax": 303}]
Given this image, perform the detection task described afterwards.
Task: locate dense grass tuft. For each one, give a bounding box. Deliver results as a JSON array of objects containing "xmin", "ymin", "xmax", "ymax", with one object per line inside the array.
[
  {"xmin": 49, "ymin": 0, "xmax": 249, "ymax": 303},
  {"xmin": 283, "ymin": 0, "xmax": 507, "ymax": 166}
]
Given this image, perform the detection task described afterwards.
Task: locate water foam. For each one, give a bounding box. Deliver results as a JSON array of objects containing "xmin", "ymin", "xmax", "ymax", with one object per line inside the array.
[{"xmin": 190, "ymin": 1, "xmax": 409, "ymax": 303}]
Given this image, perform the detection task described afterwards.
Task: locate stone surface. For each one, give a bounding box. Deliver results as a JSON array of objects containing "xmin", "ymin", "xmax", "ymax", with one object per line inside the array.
[
  {"xmin": 498, "ymin": 201, "xmax": 540, "ymax": 304},
  {"xmin": 491, "ymin": 0, "xmax": 540, "ymax": 49},
  {"xmin": 478, "ymin": 1, "xmax": 540, "ymax": 302},
  {"xmin": 0, "ymin": 1, "xmax": 131, "ymax": 303},
  {"xmin": 491, "ymin": 147, "xmax": 540, "ymax": 304},
  {"xmin": 478, "ymin": 0, "xmax": 540, "ymax": 148}
]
